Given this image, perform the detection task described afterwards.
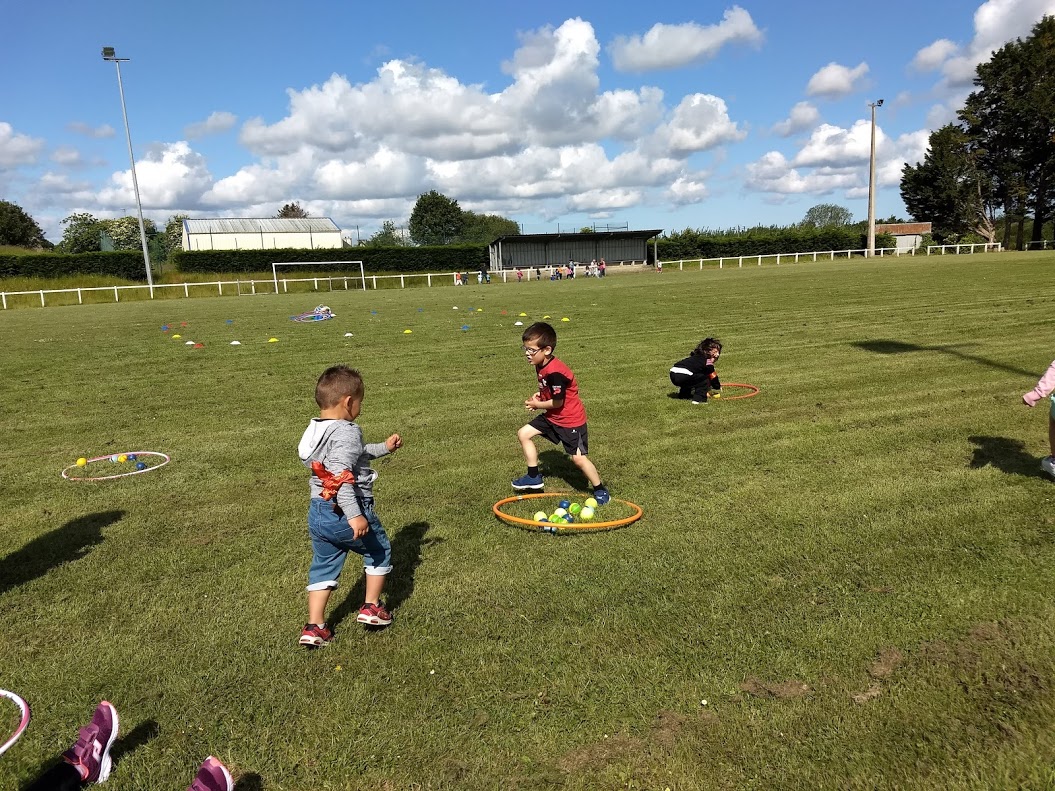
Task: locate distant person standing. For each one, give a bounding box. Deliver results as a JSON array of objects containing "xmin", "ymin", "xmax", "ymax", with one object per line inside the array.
[
  {"xmin": 516, "ymin": 268, "xmax": 524, "ymax": 283},
  {"xmin": 598, "ymin": 259, "xmax": 606, "ymax": 277},
  {"xmin": 536, "ymin": 267, "xmax": 543, "ymax": 281}
]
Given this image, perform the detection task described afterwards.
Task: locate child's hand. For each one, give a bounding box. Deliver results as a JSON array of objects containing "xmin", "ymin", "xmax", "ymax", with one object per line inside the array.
[
  {"xmin": 348, "ymin": 514, "xmax": 369, "ymax": 539},
  {"xmin": 386, "ymin": 433, "xmax": 403, "ymax": 451},
  {"xmin": 525, "ymin": 395, "xmax": 543, "ymax": 411}
]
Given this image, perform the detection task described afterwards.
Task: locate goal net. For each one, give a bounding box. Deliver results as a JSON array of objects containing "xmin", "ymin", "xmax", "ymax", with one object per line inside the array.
[{"xmin": 271, "ymin": 260, "xmax": 366, "ymax": 294}]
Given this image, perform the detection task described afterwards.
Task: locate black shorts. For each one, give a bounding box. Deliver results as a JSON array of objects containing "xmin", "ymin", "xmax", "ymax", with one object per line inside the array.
[{"xmin": 528, "ymin": 414, "xmax": 588, "ymax": 455}]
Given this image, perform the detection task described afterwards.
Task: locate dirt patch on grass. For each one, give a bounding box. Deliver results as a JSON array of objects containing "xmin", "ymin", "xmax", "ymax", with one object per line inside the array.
[
  {"xmin": 740, "ymin": 677, "xmax": 811, "ymax": 699},
  {"xmin": 851, "ymin": 683, "xmax": 883, "ymax": 704},
  {"xmin": 868, "ymin": 647, "xmax": 903, "ymax": 679}
]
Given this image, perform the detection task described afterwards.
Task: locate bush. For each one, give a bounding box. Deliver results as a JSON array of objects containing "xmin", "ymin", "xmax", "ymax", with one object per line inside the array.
[
  {"xmin": 0, "ymin": 251, "xmax": 147, "ymax": 280},
  {"xmin": 656, "ymin": 226, "xmax": 899, "ymax": 260},
  {"xmin": 171, "ymin": 245, "xmax": 489, "ymax": 274}
]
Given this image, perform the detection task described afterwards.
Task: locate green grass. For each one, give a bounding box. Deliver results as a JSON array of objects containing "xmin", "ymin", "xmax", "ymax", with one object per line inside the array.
[{"xmin": 2, "ymin": 253, "xmax": 1055, "ymax": 790}]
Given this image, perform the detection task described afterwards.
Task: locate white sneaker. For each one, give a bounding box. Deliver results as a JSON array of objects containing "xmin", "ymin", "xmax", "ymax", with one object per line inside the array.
[{"xmin": 1041, "ymin": 456, "xmax": 1055, "ymax": 478}]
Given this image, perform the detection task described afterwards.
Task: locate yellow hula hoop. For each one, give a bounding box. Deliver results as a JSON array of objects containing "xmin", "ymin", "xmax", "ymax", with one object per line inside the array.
[{"xmin": 493, "ymin": 493, "xmax": 642, "ymax": 533}]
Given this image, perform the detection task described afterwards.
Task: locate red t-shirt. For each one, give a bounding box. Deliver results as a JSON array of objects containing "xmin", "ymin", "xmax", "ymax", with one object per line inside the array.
[{"xmin": 536, "ymin": 356, "xmax": 587, "ymax": 427}]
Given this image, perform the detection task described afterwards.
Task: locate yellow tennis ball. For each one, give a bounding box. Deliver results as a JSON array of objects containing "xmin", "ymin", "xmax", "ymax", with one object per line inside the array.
[
  {"xmin": 117, "ymin": 454, "xmax": 127, "ymax": 463},
  {"xmin": 76, "ymin": 457, "xmax": 87, "ymax": 467},
  {"xmin": 579, "ymin": 506, "xmax": 595, "ymax": 521},
  {"xmin": 553, "ymin": 507, "xmax": 568, "ymax": 517},
  {"xmin": 533, "ymin": 511, "xmax": 548, "ymax": 522},
  {"xmin": 584, "ymin": 497, "xmax": 598, "ymax": 509}
]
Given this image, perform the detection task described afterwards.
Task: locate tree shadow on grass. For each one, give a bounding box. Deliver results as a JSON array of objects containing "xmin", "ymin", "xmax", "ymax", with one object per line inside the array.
[
  {"xmin": 853, "ymin": 339, "xmax": 1036, "ymax": 378},
  {"xmin": 539, "ymin": 449, "xmax": 592, "ymax": 492},
  {"xmin": 329, "ymin": 522, "xmax": 438, "ymax": 631},
  {"xmin": 968, "ymin": 435, "xmax": 1046, "ymax": 478},
  {"xmin": 1, "ymin": 511, "xmax": 124, "ymax": 596}
]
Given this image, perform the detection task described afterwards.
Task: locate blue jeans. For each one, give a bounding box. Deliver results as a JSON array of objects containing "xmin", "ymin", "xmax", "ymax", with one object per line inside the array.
[{"xmin": 306, "ymin": 497, "xmax": 392, "ymax": 590}]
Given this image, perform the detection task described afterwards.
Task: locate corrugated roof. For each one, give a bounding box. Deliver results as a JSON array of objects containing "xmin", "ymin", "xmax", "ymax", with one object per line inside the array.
[
  {"xmin": 489, "ymin": 229, "xmax": 664, "ymax": 245},
  {"xmin": 184, "ymin": 218, "xmax": 340, "ymax": 234}
]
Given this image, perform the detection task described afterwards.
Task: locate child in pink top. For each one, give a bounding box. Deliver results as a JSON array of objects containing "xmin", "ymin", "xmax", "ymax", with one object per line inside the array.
[{"xmin": 1022, "ymin": 358, "xmax": 1055, "ymax": 478}]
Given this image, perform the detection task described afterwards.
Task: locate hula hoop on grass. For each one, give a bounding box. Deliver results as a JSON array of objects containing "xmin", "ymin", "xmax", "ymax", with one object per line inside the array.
[
  {"xmin": 0, "ymin": 690, "xmax": 30, "ymax": 756},
  {"xmin": 61, "ymin": 451, "xmax": 171, "ymax": 482},
  {"xmin": 718, "ymin": 383, "xmax": 760, "ymax": 401},
  {"xmin": 493, "ymin": 493, "xmax": 642, "ymax": 534},
  {"xmin": 291, "ymin": 312, "xmax": 336, "ymax": 323}
]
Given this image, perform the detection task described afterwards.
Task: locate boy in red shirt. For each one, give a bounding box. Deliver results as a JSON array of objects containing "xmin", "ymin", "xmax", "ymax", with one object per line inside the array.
[{"xmin": 511, "ymin": 322, "xmax": 610, "ymax": 504}]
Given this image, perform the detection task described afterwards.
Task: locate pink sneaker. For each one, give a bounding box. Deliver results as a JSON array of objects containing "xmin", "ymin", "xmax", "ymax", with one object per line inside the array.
[
  {"xmin": 188, "ymin": 756, "xmax": 234, "ymax": 791},
  {"xmin": 356, "ymin": 602, "xmax": 393, "ymax": 626},
  {"xmin": 61, "ymin": 701, "xmax": 119, "ymax": 783}
]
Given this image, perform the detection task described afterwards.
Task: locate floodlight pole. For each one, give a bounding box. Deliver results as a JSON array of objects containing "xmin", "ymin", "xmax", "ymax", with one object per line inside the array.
[
  {"xmin": 866, "ymin": 98, "xmax": 884, "ymax": 259},
  {"xmin": 102, "ymin": 47, "xmax": 153, "ymax": 292}
]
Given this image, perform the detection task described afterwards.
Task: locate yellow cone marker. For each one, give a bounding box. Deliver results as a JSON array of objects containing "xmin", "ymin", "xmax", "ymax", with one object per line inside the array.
[{"xmin": 268, "ymin": 337, "xmax": 279, "ymax": 343}]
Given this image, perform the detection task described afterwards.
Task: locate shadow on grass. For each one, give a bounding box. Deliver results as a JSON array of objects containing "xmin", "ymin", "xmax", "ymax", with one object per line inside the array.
[
  {"xmin": 853, "ymin": 339, "xmax": 1036, "ymax": 378},
  {"xmin": 968, "ymin": 435, "xmax": 1046, "ymax": 478},
  {"xmin": 539, "ymin": 449, "xmax": 591, "ymax": 492},
  {"xmin": 329, "ymin": 521, "xmax": 438, "ymax": 631},
  {"xmin": 0, "ymin": 511, "xmax": 123, "ymax": 596},
  {"xmin": 234, "ymin": 773, "xmax": 265, "ymax": 790}
]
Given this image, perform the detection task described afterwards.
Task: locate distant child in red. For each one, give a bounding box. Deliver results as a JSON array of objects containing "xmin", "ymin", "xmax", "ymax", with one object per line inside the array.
[
  {"xmin": 516, "ymin": 268, "xmax": 524, "ymax": 283},
  {"xmin": 511, "ymin": 322, "xmax": 610, "ymax": 504}
]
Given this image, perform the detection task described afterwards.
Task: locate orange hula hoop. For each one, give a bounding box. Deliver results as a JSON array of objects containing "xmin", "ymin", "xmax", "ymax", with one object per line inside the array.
[
  {"xmin": 719, "ymin": 382, "xmax": 760, "ymax": 400},
  {"xmin": 493, "ymin": 493, "xmax": 642, "ymax": 533}
]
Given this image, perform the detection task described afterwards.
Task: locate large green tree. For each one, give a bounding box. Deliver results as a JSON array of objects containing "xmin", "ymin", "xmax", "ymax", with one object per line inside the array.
[
  {"xmin": 408, "ymin": 191, "xmax": 464, "ymax": 245},
  {"xmin": 276, "ymin": 201, "xmax": 309, "ymax": 218},
  {"xmin": 458, "ymin": 211, "xmax": 519, "ymax": 244},
  {"xmin": 0, "ymin": 200, "xmax": 49, "ymax": 248},
  {"xmin": 366, "ymin": 220, "xmax": 407, "ymax": 247},
  {"xmin": 901, "ymin": 124, "xmax": 995, "ymax": 243},
  {"xmin": 58, "ymin": 212, "xmax": 104, "ymax": 253},
  {"xmin": 103, "ymin": 216, "xmax": 158, "ymax": 251},
  {"xmin": 800, "ymin": 203, "xmax": 853, "ymax": 228},
  {"xmin": 163, "ymin": 214, "xmax": 188, "ymax": 259}
]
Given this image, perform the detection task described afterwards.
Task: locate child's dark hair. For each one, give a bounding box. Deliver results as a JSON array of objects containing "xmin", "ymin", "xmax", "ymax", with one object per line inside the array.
[
  {"xmin": 691, "ymin": 337, "xmax": 722, "ymax": 358},
  {"xmin": 315, "ymin": 365, "xmax": 364, "ymax": 408},
  {"xmin": 522, "ymin": 321, "xmax": 557, "ymax": 351}
]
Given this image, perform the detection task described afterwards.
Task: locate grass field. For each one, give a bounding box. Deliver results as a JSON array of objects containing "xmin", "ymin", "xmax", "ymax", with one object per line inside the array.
[{"xmin": 2, "ymin": 253, "xmax": 1055, "ymax": 790}]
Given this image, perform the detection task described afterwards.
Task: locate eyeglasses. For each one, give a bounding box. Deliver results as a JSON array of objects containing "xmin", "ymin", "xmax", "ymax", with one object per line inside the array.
[{"xmin": 522, "ymin": 345, "xmax": 544, "ymax": 355}]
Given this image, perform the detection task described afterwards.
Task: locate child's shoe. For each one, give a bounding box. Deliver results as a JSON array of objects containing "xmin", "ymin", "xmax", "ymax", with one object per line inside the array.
[
  {"xmin": 61, "ymin": 701, "xmax": 119, "ymax": 783},
  {"xmin": 593, "ymin": 487, "xmax": 611, "ymax": 506},
  {"xmin": 188, "ymin": 756, "xmax": 234, "ymax": 791},
  {"xmin": 1041, "ymin": 456, "xmax": 1055, "ymax": 478},
  {"xmin": 690, "ymin": 400, "xmax": 707, "ymax": 405},
  {"xmin": 299, "ymin": 623, "xmax": 334, "ymax": 647},
  {"xmin": 511, "ymin": 473, "xmax": 545, "ymax": 490},
  {"xmin": 356, "ymin": 602, "xmax": 393, "ymax": 626}
]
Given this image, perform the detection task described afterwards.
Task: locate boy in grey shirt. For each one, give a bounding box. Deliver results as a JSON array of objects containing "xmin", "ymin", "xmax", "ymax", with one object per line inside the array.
[{"xmin": 296, "ymin": 365, "xmax": 402, "ymax": 646}]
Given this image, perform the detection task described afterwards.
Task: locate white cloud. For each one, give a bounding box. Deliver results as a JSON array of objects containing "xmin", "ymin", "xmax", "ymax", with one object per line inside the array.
[
  {"xmin": 793, "ymin": 121, "xmax": 877, "ymax": 168},
  {"xmin": 184, "ymin": 111, "xmax": 238, "ymax": 139},
  {"xmin": 666, "ymin": 174, "xmax": 710, "ymax": 205},
  {"xmin": 937, "ymin": 0, "xmax": 1055, "ymax": 85},
  {"xmin": 67, "ymin": 122, "xmax": 115, "ymax": 139},
  {"xmin": 650, "ymin": 93, "xmax": 746, "ymax": 155},
  {"xmin": 567, "ymin": 188, "xmax": 642, "ymax": 212},
  {"xmin": 806, "ymin": 61, "xmax": 869, "ymax": 98},
  {"xmin": 910, "ymin": 39, "xmax": 959, "ymax": 72},
  {"xmin": 608, "ymin": 6, "xmax": 763, "ymax": 72},
  {"xmin": 99, "ymin": 141, "xmax": 213, "ymax": 210},
  {"xmin": 772, "ymin": 102, "xmax": 820, "ymax": 137},
  {"xmin": 50, "ymin": 146, "xmax": 83, "ymax": 167},
  {"xmin": 0, "ymin": 122, "xmax": 46, "ymax": 168}
]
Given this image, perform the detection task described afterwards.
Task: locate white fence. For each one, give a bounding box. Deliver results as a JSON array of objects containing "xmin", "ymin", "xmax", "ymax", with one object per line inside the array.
[
  {"xmin": 0, "ymin": 261, "xmax": 648, "ymax": 310},
  {"xmin": 659, "ymin": 242, "xmax": 1002, "ymax": 270}
]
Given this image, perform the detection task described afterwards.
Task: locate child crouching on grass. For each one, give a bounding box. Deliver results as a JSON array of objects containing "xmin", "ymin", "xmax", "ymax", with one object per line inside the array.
[
  {"xmin": 297, "ymin": 365, "xmax": 402, "ymax": 647},
  {"xmin": 669, "ymin": 337, "xmax": 723, "ymax": 404},
  {"xmin": 1023, "ymin": 356, "xmax": 1055, "ymax": 479}
]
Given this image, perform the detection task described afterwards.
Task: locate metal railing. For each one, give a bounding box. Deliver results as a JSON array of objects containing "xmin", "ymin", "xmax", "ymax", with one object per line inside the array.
[{"xmin": 659, "ymin": 242, "xmax": 1002, "ymax": 270}]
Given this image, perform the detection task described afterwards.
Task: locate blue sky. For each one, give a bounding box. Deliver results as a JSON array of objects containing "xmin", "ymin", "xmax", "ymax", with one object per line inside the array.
[{"xmin": 3, "ymin": 0, "xmax": 1054, "ymax": 242}]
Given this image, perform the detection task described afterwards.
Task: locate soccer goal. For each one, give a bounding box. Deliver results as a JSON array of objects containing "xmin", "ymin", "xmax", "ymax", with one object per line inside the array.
[{"xmin": 271, "ymin": 261, "xmax": 366, "ymax": 294}]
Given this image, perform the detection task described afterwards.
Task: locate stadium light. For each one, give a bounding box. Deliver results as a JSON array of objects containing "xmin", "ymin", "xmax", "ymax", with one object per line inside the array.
[
  {"xmin": 101, "ymin": 46, "xmax": 153, "ymax": 291},
  {"xmin": 866, "ymin": 98, "xmax": 884, "ymax": 258}
]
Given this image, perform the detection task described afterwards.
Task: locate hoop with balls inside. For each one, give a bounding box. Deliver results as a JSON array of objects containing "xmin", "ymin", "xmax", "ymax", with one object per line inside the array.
[
  {"xmin": 62, "ymin": 451, "xmax": 171, "ymax": 481},
  {"xmin": 493, "ymin": 493, "xmax": 642, "ymax": 534}
]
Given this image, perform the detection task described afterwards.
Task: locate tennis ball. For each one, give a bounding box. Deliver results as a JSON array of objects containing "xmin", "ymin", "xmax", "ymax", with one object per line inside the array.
[
  {"xmin": 553, "ymin": 507, "xmax": 568, "ymax": 517},
  {"xmin": 135, "ymin": 462, "xmax": 147, "ymax": 470},
  {"xmin": 568, "ymin": 502, "xmax": 582, "ymax": 515},
  {"xmin": 564, "ymin": 515, "xmax": 575, "ymax": 523},
  {"xmin": 533, "ymin": 511, "xmax": 548, "ymax": 522},
  {"xmin": 76, "ymin": 457, "xmax": 87, "ymax": 467},
  {"xmin": 550, "ymin": 515, "xmax": 565, "ymax": 524},
  {"xmin": 117, "ymin": 454, "xmax": 127, "ymax": 463},
  {"xmin": 127, "ymin": 454, "xmax": 137, "ymax": 461},
  {"xmin": 584, "ymin": 497, "xmax": 598, "ymax": 509},
  {"xmin": 110, "ymin": 454, "xmax": 120, "ymax": 463},
  {"xmin": 579, "ymin": 506, "xmax": 595, "ymax": 521},
  {"xmin": 558, "ymin": 499, "xmax": 571, "ymax": 509}
]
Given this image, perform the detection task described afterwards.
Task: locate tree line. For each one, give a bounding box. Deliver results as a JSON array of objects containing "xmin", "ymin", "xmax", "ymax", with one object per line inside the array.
[{"xmin": 901, "ymin": 15, "xmax": 1055, "ymax": 247}]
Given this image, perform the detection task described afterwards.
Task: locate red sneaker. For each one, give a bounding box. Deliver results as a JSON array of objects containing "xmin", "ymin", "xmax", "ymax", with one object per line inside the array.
[
  {"xmin": 188, "ymin": 756, "xmax": 234, "ymax": 791},
  {"xmin": 356, "ymin": 602, "xmax": 393, "ymax": 626},
  {"xmin": 299, "ymin": 623, "xmax": 334, "ymax": 647}
]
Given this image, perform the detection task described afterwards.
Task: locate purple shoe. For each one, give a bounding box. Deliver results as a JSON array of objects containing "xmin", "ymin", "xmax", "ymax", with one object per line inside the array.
[
  {"xmin": 61, "ymin": 700, "xmax": 119, "ymax": 783},
  {"xmin": 188, "ymin": 756, "xmax": 234, "ymax": 791}
]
